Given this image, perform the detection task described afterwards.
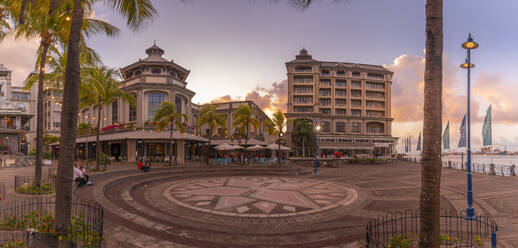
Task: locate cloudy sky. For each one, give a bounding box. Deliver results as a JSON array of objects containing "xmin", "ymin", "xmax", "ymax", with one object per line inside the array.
[{"xmin": 1, "ymin": 0, "xmax": 518, "ymax": 150}]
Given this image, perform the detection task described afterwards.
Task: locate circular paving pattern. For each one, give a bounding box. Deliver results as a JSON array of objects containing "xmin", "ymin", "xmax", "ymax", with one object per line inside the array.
[{"xmin": 165, "ymin": 176, "xmax": 358, "ymax": 217}]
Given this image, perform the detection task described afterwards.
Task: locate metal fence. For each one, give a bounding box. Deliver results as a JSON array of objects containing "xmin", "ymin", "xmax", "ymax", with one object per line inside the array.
[
  {"xmin": 366, "ymin": 209, "xmax": 498, "ymax": 248},
  {"xmin": 0, "ymin": 182, "xmax": 5, "ymax": 201},
  {"xmin": 14, "ymin": 176, "xmax": 57, "ymax": 194},
  {"xmin": 400, "ymin": 158, "xmax": 518, "ymax": 177},
  {"xmin": 0, "ymin": 197, "xmax": 104, "ymax": 247}
]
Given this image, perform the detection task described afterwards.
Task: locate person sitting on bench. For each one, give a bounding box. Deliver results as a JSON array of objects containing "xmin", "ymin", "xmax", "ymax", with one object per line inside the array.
[
  {"xmin": 73, "ymin": 164, "xmax": 88, "ymax": 187},
  {"xmin": 143, "ymin": 161, "xmax": 151, "ymax": 172}
]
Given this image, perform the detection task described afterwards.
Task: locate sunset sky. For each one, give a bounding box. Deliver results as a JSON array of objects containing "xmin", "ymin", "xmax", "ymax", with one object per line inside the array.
[{"xmin": 1, "ymin": 0, "xmax": 518, "ymax": 150}]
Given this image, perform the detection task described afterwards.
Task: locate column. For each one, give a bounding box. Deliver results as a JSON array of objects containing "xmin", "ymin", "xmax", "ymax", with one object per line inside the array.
[
  {"xmin": 177, "ymin": 140, "xmax": 185, "ymax": 164},
  {"xmin": 136, "ymin": 88, "xmax": 143, "ymax": 127}
]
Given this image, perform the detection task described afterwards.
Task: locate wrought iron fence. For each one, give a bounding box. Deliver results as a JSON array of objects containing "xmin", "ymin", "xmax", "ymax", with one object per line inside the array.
[
  {"xmin": 0, "ymin": 182, "xmax": 5, "ymax": 201},
  {"xmin": 366, "ymin": 209, "xmax": 498, "ymax": 248},
  {"xmin": 0, "ymin": 196, "xmax": 104, "ymax": 247},
  {"xmin": 14, "ymin": 176, "xmax": 56, "ymax": 195}
]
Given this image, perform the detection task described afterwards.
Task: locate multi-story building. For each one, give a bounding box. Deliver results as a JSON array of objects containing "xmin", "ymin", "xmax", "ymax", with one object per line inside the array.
[
  {"xmin": 285, "ymin": 49, "xmax": 397, "ymax": 156},
  {"xmin": 0, "ymin": 64, "xmax": 34, "ymax": 154},
  {"xmin": 75, "ymin": 43, "xmax": 207, "ymax": 163},
  {"xmin": 196, "ymin": 100, "xmax": 272, "ymax": 145}
]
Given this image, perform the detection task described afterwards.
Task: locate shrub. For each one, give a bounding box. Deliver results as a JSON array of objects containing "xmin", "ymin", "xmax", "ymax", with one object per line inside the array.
[
  {"xmin": 16, "ymin": 182, "xmax": 54, "ymax": 195},
  {"xmin": 99, "ymin": 152, "xmax": 111, "ymax": 165},
  {"xmin": 28, "ymin": 149, "xmax": 36, "ymax": 156},
  {"xmin": 43, "ymin": 152, "xmax": 52, "ymax": 160}
]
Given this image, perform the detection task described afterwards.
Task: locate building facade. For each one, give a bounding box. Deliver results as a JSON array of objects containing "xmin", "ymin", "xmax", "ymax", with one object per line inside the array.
[
  {"xmin": 196, "ymin": 100, "xmax": 272, "ymax": 146},
  {"xmin": 285, "ymin": 49, "xmax": 397, "ymax": 156},
  {"xmin": 0, "ymin": 64, "xmax": 34, "ymax": 154},
  {"xmin": 75, "ymin": 43, "xmax": 207, "ymax": 163}
]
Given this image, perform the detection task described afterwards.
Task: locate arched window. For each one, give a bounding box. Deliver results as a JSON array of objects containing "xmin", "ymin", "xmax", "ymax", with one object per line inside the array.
[
  {"xmin": 129, "ymin": 94, "xmax": 137, "ymax": 122},
  {"xmin": 135, "ymin": 70, "xmax": 142, "ymax": 76},
  {"xmin": 148, "ymin": 93, "xmax": 165, "ymax": 120},
  {"xmin": 151, "ymin": 67, "xmax": 161, "ymax": 74},
  {"xmin": 175, "ymin": 96, "xmax": 182, "ymax": 114},
  {"xmin": 112, "ymin": 101, "xmax": 118, "ymax": 124}
]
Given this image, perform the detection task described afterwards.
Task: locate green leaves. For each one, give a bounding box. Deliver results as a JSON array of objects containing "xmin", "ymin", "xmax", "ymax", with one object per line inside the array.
[{"xmin": 153, "ymin": 101, "xmax": 187, "ymax": 133}]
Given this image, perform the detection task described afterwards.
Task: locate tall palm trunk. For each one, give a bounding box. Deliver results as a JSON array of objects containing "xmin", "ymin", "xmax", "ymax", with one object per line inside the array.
[
  {"xmin": 34, "ymin": 39, "xmax": 49, "ymax": 187},
  {"xmin": 419, "ymin": 0, "xmax": 443, "ymax": 247},
  {"xmin": 55, "ymin": 0, "xmax": 83, "ymax": 240},
  {"xmin": 301, "ymin": 139, "xmax": 305, "ymax": 157},
  {"xmin": 278, "ymin": 133, "xmax": 281, "ymax": 165},
  {"xmin": 96, "ymin": 103, "xmax": 101, "ymax": 169},
  {"xmin": 206, "ymin": 128, "xmax": 212, "ymax": 165},
  {"xmin": 169, "ymin": 122, "xmax": 173, "ymax": 166},
  {"xmin": 244, "ymin": 124, "xmax": 249, "ymax": 164}
]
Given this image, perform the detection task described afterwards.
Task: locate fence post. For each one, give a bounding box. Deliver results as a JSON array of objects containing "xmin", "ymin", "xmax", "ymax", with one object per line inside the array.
[
  {"xmin": 489, "ymin": 163, "xmax": 496, "ymax": 175},
  {"xmin": 491, "ymin": 232, "xmax": 497, "ymax": 248},
  {"xmin": 511, "ymin": 165, "xmax": 516, "ymax": 176}
]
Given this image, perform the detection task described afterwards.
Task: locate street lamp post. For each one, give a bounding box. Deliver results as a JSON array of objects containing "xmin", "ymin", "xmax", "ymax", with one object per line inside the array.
[
  {"xmin": 460, "ymin": 33, "xmax": 478, "ymax": 220},
  {"xmin": 314, "ymin": 123, "xmax": 321, "ymax": 175}
]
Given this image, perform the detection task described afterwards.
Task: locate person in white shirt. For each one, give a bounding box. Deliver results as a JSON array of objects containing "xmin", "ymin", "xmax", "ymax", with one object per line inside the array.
[{"xmin": 73, "ymin": 164, "xmax": 88, "ymax": 187}]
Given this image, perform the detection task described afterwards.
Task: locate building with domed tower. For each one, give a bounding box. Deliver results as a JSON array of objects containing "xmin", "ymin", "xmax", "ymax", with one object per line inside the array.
[
  {"xmin": 0, "ymin": 64, "xmax": 34, "ymax": 155},
  {"xmin": 285, "ymin": 48, "xmax": 397, "ymax": 157},
  {"xmin": 75, "ymin": 43, "xmax": 207, "ymax": 163}
]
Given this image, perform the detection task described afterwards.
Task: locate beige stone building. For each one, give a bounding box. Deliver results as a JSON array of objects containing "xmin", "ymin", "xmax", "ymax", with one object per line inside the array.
[
  {"xmin": 75, "ymin": 43, "xmax": 207, "ymax": 163},
  {"xmin": 196, "ymin": 100, "xmax": 272, "ymax": 146},
  {"xmin": 285, "ymin": 49, "xmax": 397, "ymax": 156}
]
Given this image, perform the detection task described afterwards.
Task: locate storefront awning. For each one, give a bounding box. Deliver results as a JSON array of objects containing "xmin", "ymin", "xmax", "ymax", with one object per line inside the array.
[{"xmin": 76, "ymin": 130, "xmax": 209, "ymax": 143}]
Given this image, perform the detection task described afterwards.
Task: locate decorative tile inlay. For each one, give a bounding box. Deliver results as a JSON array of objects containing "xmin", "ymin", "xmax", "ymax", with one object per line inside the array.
[{"xmin": 167, "ymin": 176, "xmax": 356, "ymax": 217}]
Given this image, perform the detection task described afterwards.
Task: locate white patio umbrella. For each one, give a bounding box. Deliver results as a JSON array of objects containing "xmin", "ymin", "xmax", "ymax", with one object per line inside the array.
[
  {"xmin": 231, "ymin": 144, "xmax": 244, "ymax": 150},
  {"xmin": 215, "ymin": 143, "xmax": 234, "ymax": 150},
  {"xmin": 248, "ymin": 144, "xmax": 266, "ymax": 151},
  {"xmin": 266, "ymin": 143, "xmax": 292, "ymax": 151}
]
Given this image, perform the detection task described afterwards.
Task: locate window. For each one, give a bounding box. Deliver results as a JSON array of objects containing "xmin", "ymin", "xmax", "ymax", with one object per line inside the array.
[
  {"xmin": 351, "ymin": 109, "xmax": 361, "ymax": 116},
  {"xmin": 351, "ymin": 81, "xmax": 362, "ymax": 88},
  {"xmin": 112, "ymin": 101, "xmax": 118, "ymax": 124},
  {"xmin": 335, "ymin": 109, "xmax": 347, "ymax": 115},
  {"xmin": 293, "ymin": 76, "xmax": 313, "ymax": 83},
  {"xmin": 54, "ymin": 122, "xmax": 61, "ymax": 129},
  {"xmin": 175, "ymin": 96, "xmax": 182, "ymax": 114},
  {"xmin": 337, "ymin": 70, "xmax": 345, "ymax": 76},
  {"xmin": 319, "ymin": 98, "xmax": 331, "ymax": 106},
  {"xmin": 12, "ymin": 92, "xmax": 30, "ymax": 100},
  {"xmin": 367, "ymin": 73, "xmax": 384, "ymax": 79},
  {"xmin": 366, "ymin": 111, "xmax": 385, "ymax": 117},
  {"xmin": 351, "ymin": 122, "xmax": 361, "ymax": 133},
  {"xmin": 336, "ymin": 122, "xmax": 346, "ymax": 132},
  {"xmin": 366, "ymin": 82, "xmax": 385, "ymax": 89},
  {"xmin": 352, "ymin": 71, "xmax": 361, "ymax": 77},
  {"xmin": 135, "ymin": 70, "xmax": 142, "ymax": 76},
  {"xmin": 319, "ymin": 108, "xmax": 331, "ymax": 114},
  {"xmin": 321, "ymin": 69, "xmax": 330, "ymax": 76},
  {"xmin": 335, "ymin": 80, "xmax": 346, "ymax": 87},
  {"xmin": 169, "ymin": 71, "xmax": 177, "ymax": 78},
  {"xmin": 321, "ymin": 121, "xmax": 331, "ymax": 132},
  {"xmin": 351, "ymin": 99, "xmax": 361, "ymax": 107},
  {"xmin": 294, "ymin": 106, "xmax": 312, "ymax": 113},
  {"xmin": 367, "ymin": 126, "xmax": 382, "ymax": 133},
  {"xmin": 319, "ymin": 89, "xmax": 331, "ymax": 96},
  {"xmin": 148, "ymin": 93, "xmax": 165, "ymax": 120},
  {"xmin": 351, "ymin": 90, "xmax": 362, "ymax": 97},
  {"xmin": 295, "ymin": 66, "xmax": 312, "ymax": 72},
  {"xmin": 293, "ymin": 86, "xmax": 313, "ymax": 93},
  {"xmin": 335, "ymin": 99, "xmax": 346, "ymax": 106},
  {"xmin": 129, "ymin": 94, "xmax": 137, "ymax": 122},
  {"xmin": 320, "ymin": 79, "xmax": 331, "ymax": 87},
  {"xmin": 151, "ymin": 68, "xmax": 161, "ymax": 74},
  {"xmin": 335, "ymin": 89, "xmax": 347, "ymax": 97},
  {"xmin": 294, "ymin": 96, "xmax": 312, "ymax": 104}
]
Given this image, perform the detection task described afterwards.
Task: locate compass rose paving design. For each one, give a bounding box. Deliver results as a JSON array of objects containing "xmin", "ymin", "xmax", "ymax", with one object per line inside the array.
[{"xmin": 165, "ymin": 177, "xmax": 357, "ymax": 217}]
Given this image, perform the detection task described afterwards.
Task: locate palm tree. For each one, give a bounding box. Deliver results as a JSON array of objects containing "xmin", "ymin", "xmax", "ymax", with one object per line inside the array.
[
  {"xmin": 419, "ymin": 0, "xmax": 443, "ymax": 247},
  {"xmin": 266, "ymin": 111, "xmax": 287, "ymax": 165},
  {"xmin": 153, "ymin": 102, "xmax": 187, "ymax": 166},
  {"xmin": 291, "ymin": 119, "xmax": 314, "ymax": 157},
  {"xmin": 77, "ymin": 122, "xmax": 92, "ymax": 164},
  {"xmin": 79, "ymin": 66, "xmax": 134, "ymax": 169},
  {"xmin": 55, "ymin": 0, "xmax": 156, "ymax": 235},
  {"xmin": 197, "ymin": 103, "xmax": 226, "ymax": 165},
  {"xmin": 3, "ymin": 0, "xmax": 116, "ymax": 187},
  {"xmin": 232, "ymin": 104, "xmax": 260, "ymax": 164}
]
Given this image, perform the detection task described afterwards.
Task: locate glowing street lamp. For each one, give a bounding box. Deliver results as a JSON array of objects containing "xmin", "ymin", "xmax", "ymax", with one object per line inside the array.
[
  {"xmin": 314, "ymin": 123, "xmax": 321, "ymax": 175},
  {"xmin": 460, "ymin": 33, "xmax": 478, "ymax": 220}
]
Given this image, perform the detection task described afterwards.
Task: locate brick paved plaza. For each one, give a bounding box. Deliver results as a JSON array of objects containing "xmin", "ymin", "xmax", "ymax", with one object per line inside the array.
[{"xmin": 1, "ymin": 161, "xmax": 518, "ymax": 247}]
